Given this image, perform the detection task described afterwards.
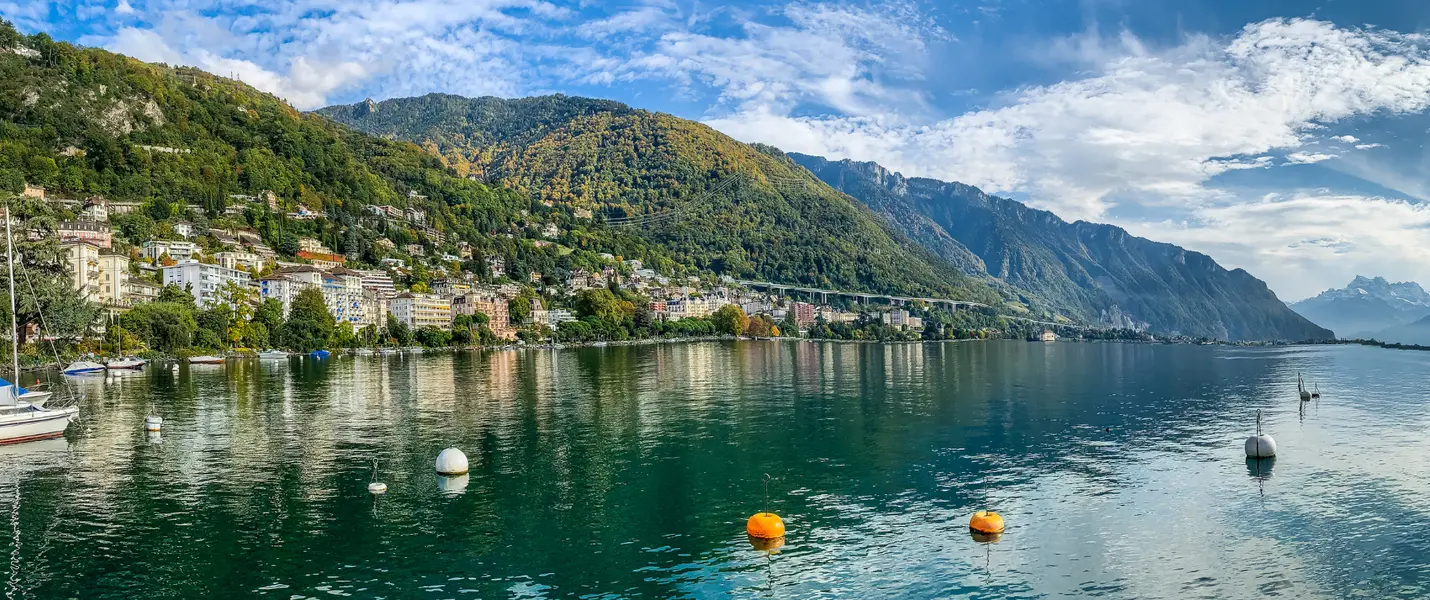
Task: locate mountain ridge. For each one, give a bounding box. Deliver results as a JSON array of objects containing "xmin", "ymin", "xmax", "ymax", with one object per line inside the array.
[{"xmin": 789, "ymin": 153, "xmax": 1333, "ymax": 342}]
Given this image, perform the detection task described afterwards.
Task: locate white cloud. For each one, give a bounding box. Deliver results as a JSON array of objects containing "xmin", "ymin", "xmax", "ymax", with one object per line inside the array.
[
  {"xmin": 88, "ymin": 0, "xmax": 557, "ymax": 109},
  {"xmin": 1354, "ymin": 143, "xmax": 1384, "ymax": 150},
  {"xmin": 1131, "ymin": 193, "xmax": 1430, "ymax": 300},
  {"xmin": 1332, "ymin": 134, "xmax": 1358, "ymax": 143},
  {"xmin": 705, "ymin": 18, "xmax": 1430, "ymax": 221},
  {"xmin": 599, "ymin": 1, "xmax": 944, "ymax": 119},
  {"xmin": 1286, "ymin": 151, "xmax": 1335, "ymax": 164},
  {"xmin": 107, "ymin": 26, "xmax": 368, "ymax": 109}
]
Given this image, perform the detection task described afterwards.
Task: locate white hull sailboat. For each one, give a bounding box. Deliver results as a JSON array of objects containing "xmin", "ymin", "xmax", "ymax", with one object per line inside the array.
[
  {"xmin": 106, "ymin": 358, "xmax": 146, "ymax": 370},
  {"xmin": 188, "ymin": 355, "xmax": 225, "ymax": 365},
  {"xmin": 257, "ymin": 350, "xmax": 289, "ymax": 360},
  {"xmin": 0, "ymin": 202, "xmax": 77, "ymax": 444},
  {"xmin": 17, "ymin": 390, "xmax": 50, "ymax": 407}
]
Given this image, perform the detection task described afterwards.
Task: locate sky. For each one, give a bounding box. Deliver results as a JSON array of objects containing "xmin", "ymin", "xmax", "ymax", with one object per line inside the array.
[{"xmin": 9, "ymin": 0, "xmax": 1430, "ymax": 301}]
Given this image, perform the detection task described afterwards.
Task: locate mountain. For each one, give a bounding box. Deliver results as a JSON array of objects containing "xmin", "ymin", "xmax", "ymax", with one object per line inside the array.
[
  {"xmin": 0, "ymin": 23, "xmax": 994, "ymax": 303},
  {"xmin": 1292, "ymin": 276, "xmax": 1430, "ymax": 339},
  {"xmin": 320, "ymin": 93, "xmax": 1000, "ymax": 302},
  {"xmin": 1372, "ymin": 313, "xmax": 1430, "ymax": 346},
  {"xmin": 788, "ymin": 154, "xmax": 1333, "ymax": 342}
]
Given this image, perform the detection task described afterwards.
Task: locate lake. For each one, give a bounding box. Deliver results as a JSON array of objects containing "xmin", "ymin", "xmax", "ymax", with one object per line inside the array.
[{"xmin": 1, "ymin": 340, "xmax": 1426, "ymax": 599}]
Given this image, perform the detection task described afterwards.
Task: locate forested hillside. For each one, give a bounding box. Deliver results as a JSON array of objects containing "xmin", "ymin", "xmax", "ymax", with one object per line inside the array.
[{"xmin": 320, "ymin": 94, "xmax": 1002, "ymax": 302}]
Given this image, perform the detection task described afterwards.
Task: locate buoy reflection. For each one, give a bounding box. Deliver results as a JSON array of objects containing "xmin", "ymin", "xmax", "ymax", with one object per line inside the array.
[
  {"xmin": 747, "ymin": 534, "xmax": 785, "ymax": 553},
  {"xmin": 969, "ymin": 530, "xmax": 1003, "ymax": 544},
  {"xmin": 1246, "ymin": 456, "xmax": 1275, "ymax": 479},
  {"xmin": 436, "ymin": 473, "xmax": 469, "ymax": 496}
]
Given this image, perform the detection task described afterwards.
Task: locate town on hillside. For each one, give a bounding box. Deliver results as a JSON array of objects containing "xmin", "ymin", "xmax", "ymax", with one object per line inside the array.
[{"xmin": 30, "ymin": 182, "xmax": 1145, "ymax": 357}]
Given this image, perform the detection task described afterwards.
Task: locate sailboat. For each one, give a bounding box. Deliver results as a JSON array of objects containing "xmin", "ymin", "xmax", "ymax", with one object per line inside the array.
[
  {"xmin": 257, "ymin": 349, "xmax": 290, "ymax": 360},
  {"xmin": 105, "ymin": 319, "xmax": 146, "ymax": 370},
  {"xmin": 1298, "ymin": 373, "xmax": 1311, "ymax": 402},
  {"xmin": 0, "ymin": 202, "xmax": 77, "ymax": 444}
]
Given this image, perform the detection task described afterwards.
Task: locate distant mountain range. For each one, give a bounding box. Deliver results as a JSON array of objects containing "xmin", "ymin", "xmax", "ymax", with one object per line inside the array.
[
  {"xmin": 790, "ymin": 154, "xmax": 1333, "ymax": 342},
  {"xmin": 1290, "ymin": 276, "xmax": 1430, "ymax": 339}
]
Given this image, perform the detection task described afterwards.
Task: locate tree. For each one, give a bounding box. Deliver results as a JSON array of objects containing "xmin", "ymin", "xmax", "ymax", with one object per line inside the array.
[
  {"xmin": 415, "ymin": 326, "xmax": 451, "ymax": 348},
  {"xmin": 385, "ymin": 313, "xmax": 412, "ymax": 346},
  {"xmin": 745, "ymin": 314, "xmax": 776, "ymax": 337},
  {"xmin": 574, "ymin": 288, "xmax": 630, "ymax": 326},
  {"xmin": 2, "ymin": 193, "xmax": 101, "ymax": 342},
  {"xmin": 157, "ymin": 283, "xmax": 195, "ymax": 306},
  {"xmin": 712, "ymin": 304, "xmax": 749, "ymax": 336},
  {"xmin": 330, "ymin": 321, "xmax": 357, "ymax": 348},
  {"xmin": 122, "ymin": 302, "xmax": 197, "ymax": 353},
  {"xmin": 253, "ymin": 298, "xmax": 285, "ymax": 336},
  {"xmin": 195, "ymin": 307, "xmax": 231, "ymax": 350},
  {"xmin": 279, "ymin": 287, "xmax": 334, "ymax": 351}
]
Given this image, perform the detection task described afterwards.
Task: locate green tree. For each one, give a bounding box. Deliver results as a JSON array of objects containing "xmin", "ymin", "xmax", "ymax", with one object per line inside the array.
[
  {"xmin": 121, "ymin": 302, "xmax": 197, "ymax": 353},
  {"xmin": 279, "ymin": 287, "xmax": 334, "ymax": 351},
  {"xmin": 329, "ymin": 321, "xmax": 357, "ymax": 348},
  {"xmin": 253, "ymin": 298, "xmax": 285, "ymax": 337},
  {"xmin": 157, "ymin": 283, "xmax": 195, "ymax": 306},
  {"xmin": 415, "ymin": 326, "xmax": 451, "ymax": 348},
  {"xmin": 385, "ymin": 313, "xmax": 412, "ymax": 346},
  {"xmin": 712, "ymin": 304, "xmax": 749, "ymax": 336},
  {"xmin": 195, "ymin": 307, "xmax": 231, "ymax": 350}
]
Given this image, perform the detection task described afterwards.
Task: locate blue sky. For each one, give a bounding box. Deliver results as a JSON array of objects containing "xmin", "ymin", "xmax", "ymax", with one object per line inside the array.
[{"xmin": 9, "ymin": 0, "xmax": 1430, "ymax": 300}]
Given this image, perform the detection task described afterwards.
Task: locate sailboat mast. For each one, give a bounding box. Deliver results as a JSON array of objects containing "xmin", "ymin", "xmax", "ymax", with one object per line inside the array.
[{"xmin": 4, "ymin": 202, "xmax": 16, "ymax": 384}]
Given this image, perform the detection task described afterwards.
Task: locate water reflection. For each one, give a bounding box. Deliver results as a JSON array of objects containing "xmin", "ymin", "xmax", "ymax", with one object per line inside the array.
[{"xmin": 0, "ymin": 342, "xmax": 1425, "ymax": 598}]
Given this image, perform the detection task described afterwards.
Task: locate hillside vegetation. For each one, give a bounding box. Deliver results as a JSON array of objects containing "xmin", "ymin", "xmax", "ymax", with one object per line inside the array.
[{"xmin": 320, "ymin": 94, "xmax": 1001, "ymax": 301}]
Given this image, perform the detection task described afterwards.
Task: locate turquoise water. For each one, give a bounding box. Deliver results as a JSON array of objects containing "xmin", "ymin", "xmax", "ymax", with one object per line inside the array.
[{"xmin": 0, "ymin": 341, "xmax": 1426, "ymax": 598}]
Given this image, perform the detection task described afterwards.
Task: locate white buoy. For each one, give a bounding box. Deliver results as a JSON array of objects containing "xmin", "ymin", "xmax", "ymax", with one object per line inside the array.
[
  {"xmin": 1244, "ymin": 410, "xmax": 1276, "ymax": 458},
  {"xmin": 436, "ymin": 474, "xmax": 469, "ymax": 496},
  {"xmin": 368, "ymin": 458, "xmax": 387, "ymax": 494},
  {"xmin": 146, "ymin": 431, "xmax": 162, "ymax": 444},
  {"xmin": 435, "ymin": 448, "xmax": 469, "ymax": 475},
  {"xmin": 144, "ymin": 416, "xmax": 163, "ymax": 432}
]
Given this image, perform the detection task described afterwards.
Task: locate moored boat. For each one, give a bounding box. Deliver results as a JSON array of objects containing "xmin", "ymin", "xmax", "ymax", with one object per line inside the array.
[
  {"xmin": 0, "ymin": 204, "xmax": 77, "ymax": 444},
  {"xmin": 62, "ymin": 360, "xmax": 105, "ymax": 375},
  {"xmin": 106, "ymin": 357, "xmax": 146, "ymax": 370},
  {"xmin": 17, "ymin": 390, "xmax": 50, "ymax": 408},
  {"xmin": 309, "ymin": 349, "xmax": 331, "ymax": 359},
  {"xmin": 354, "ymin": 348, "xmax": 374, "ymax": 356},
  {"xmin": 378, "ymin": 347, "xmax": 400, "ymax": 355},
  {"xmin": 187, "ymin": 355, "xmax": 225, "ymax": 365},
  {"xmin": 257, "ymin": 349, "xmax": 289, "ymax": 360}
]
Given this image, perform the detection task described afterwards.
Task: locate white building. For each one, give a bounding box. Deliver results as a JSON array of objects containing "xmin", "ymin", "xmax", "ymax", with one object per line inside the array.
[
  {"xmin": 389, "ymin": 293, "xmax": 451, "ymax": 331},
  {"xmin": 172, "ymin": 221, "xmax": 195, "ymax": 238},
  {"xmin": 214, "ymin": 251, "xmax": 261, "ymax": 272},
  {"xmin": 162, "ymin": 260, "xmax": 250, "ymax": 307},
  {"xmin": 354, "ymin": 269, "xmax": 396, "ymax": 296},
  {"xmin": 298, "ymin": 238, "xmax": 329, "ymax": 254},
  {"xmin": 142, "ymin": 240, "xmax": 199, "ymax": 263}
]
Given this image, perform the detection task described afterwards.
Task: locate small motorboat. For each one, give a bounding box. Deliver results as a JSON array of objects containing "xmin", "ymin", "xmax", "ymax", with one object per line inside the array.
[
  {"xmin": 187, "ymin": 355, "xmax": 225, "ymax": 365},
  {"xmin": 354, "ymin": 348, "xmax": 374, "ymax": 356},
  {"xmin": 407, "ymin": 347, "xmax": 424, "ymax": 354},
  {"xmin": 62, "ymin": 360, "xmax": 105, "ymax": 375},
  {"xmin": 308, "ymin": 349, "xmax": 330, "ymax": 359},
  {"xmin": 257, "ymin": 349, "xmax": 290, "ymax": 360},
  {"xmin": 106, "ymin": 357, "xmax": 146, "ymax": 370},
  {"xmin": 378, "ymin": 347, "xmax": 399, "ymax": 355}
]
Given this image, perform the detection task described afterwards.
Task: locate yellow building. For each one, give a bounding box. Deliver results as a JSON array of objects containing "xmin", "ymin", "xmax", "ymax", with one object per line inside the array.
[{"xmin": 389, "ymin": 293, "xmax": 451, "ymax": 331}]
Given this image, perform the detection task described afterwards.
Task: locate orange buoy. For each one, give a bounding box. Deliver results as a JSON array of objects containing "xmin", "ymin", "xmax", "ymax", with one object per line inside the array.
[
  {"xmin": 746, "ymin": 512, "xmax": 785, "ymax": 539},
  {"xmin": 969, "ymin": 510, "xmax": 1005, "ymax": 534},
  {"xmin": 747, "ymin": 534, "xmax": 785, "ymax": 552}
]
